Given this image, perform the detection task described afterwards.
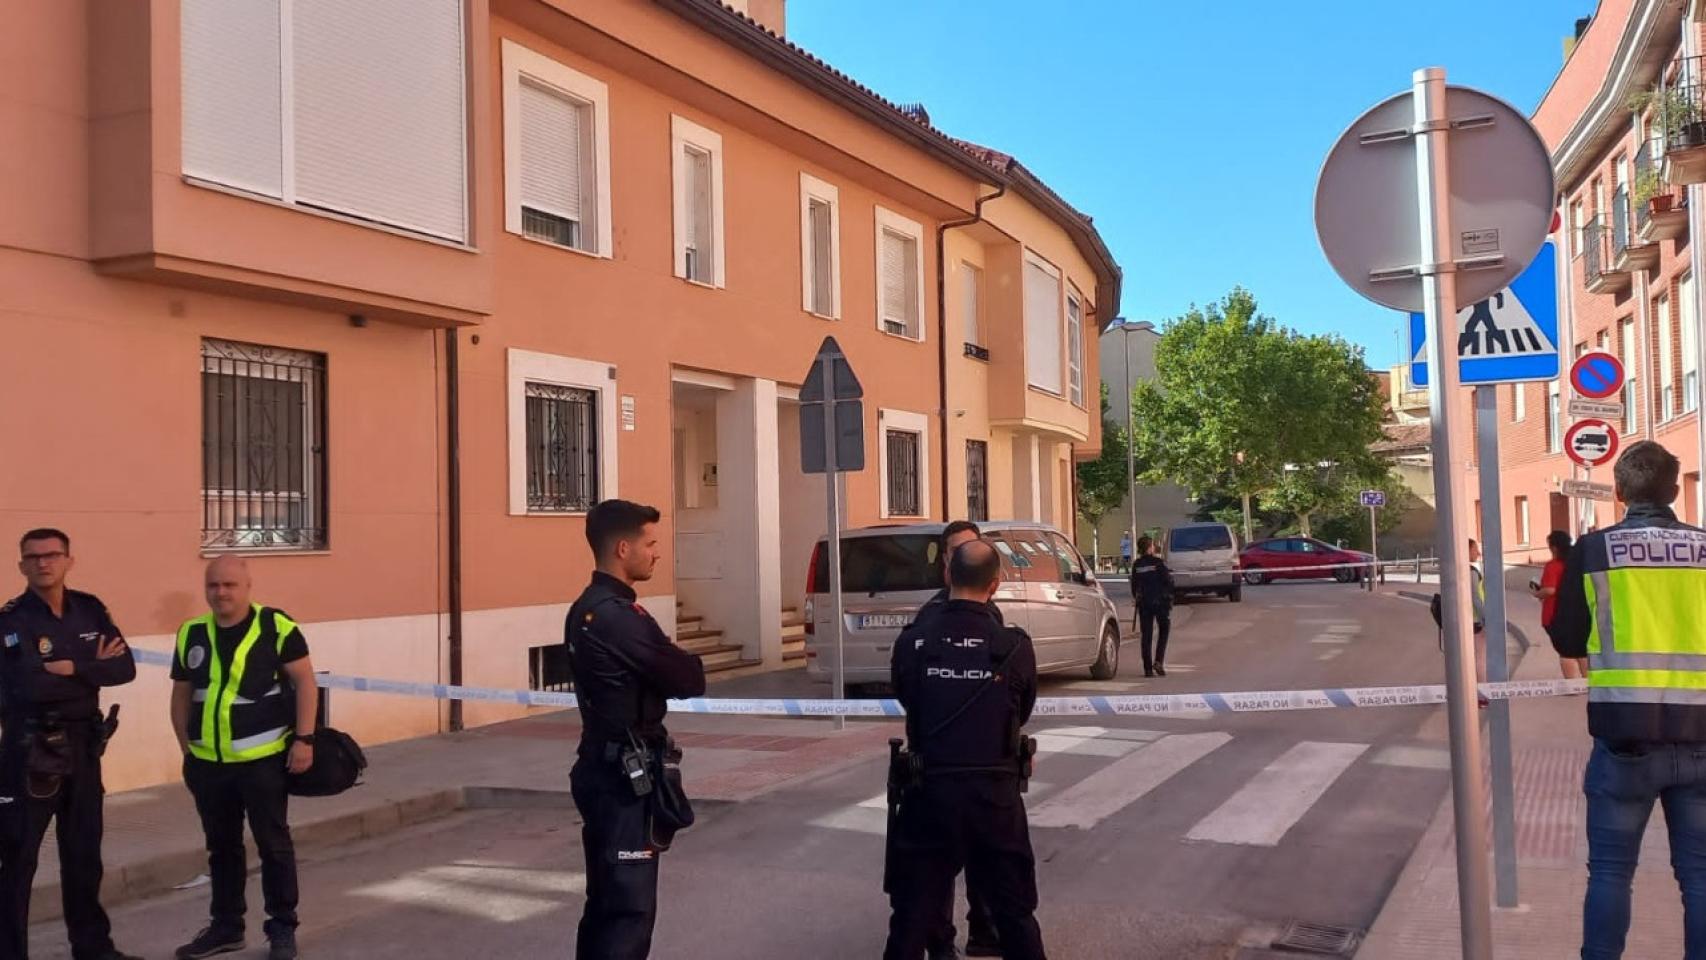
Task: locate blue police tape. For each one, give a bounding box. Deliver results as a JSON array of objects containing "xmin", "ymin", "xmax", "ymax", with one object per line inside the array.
[{"xmin": 129, "ymin": 647, "xmax": 1586, "ymax": 717}]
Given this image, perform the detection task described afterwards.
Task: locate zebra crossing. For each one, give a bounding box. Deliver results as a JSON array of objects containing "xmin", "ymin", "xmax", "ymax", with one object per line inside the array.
[{"xmin": 810, "ymin": 724, "xmax": 1411, "ymax": 850}]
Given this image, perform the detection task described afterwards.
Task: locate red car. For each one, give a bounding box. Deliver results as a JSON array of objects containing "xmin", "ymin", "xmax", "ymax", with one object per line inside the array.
[{"xmin": 1239, "ymin": 537, "xmax": 1372, "ymax": 584}]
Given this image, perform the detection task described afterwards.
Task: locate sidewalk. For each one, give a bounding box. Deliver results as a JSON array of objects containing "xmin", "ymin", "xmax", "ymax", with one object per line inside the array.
[
  {"xmin": 32, "ymin": 706, "xmax": 896, "ymax": 924},
  {"xmin": 1359, "ymin": 584, "xmax": 1686, "ymax": 958}
]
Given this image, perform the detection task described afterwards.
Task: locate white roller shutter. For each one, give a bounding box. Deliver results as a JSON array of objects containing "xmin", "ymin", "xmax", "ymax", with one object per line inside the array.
[
  {"xmin": 291, "ymin": 0, "xmax": 467, "ymax": 241},
  {"xmin": 1025, "ymin": 258, "xmax": 1064, "ymax": 393},
  {"xmin": 519, "ymin": 79, "xmax": 585, "ymax": 224},
  {"xmin": 181, "ymin": 0, "xmax": 283, "ymax": 198}
]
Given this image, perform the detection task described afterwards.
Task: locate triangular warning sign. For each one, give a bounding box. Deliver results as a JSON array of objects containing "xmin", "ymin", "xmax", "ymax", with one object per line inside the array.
[{"xmin": 1453, "ymin": 291, "xmax": 1553, "ymax": 358}]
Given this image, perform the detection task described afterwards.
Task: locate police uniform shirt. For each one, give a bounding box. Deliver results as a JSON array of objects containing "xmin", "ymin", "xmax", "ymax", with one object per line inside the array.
[
  {"xmin": 168, "ymin": 608, "xmax": 309, "ymax": 684},
  {"xmin": 0, "ymin": 589, "xmax": 136, "ymax": 718},
  {"xmin": 565, "ymin": 572, "xmax": 707, "ymax": 755},
  {"xmin": 913, "ymin": 588, "xmax": 1005, "ymax": 628},
  {"xmin": 1129, "ymin": 556, "xmax": 1175, "ymax": 610},
  {"xmin": 892, "ymin": 600, "xmax": 1037, "ymax": 767}
]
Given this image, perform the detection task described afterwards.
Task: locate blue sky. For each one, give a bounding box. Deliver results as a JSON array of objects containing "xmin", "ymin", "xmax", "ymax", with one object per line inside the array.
[{"xmin": 787, "ymin": 0, "xmax": 1579, "ymax": 370}]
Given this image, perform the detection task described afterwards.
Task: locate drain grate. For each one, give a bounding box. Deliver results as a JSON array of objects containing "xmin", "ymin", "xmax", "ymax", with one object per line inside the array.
[{"xmin": 1269, "ymin": 920, "xmax": 1362, "ymax": 956}]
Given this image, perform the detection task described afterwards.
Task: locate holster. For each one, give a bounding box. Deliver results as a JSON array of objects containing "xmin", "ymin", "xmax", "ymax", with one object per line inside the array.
[
  {"xmin": 24, "ymin": 717, "xmax": 72, "ymax": 800},
  {"xmin": 1016, "ymin": 734, "xmax": 1038, "ymax": 793}
]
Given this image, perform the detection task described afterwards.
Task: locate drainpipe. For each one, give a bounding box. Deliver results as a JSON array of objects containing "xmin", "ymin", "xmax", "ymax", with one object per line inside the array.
[
  {"xmin": 446, "ymin": 328, "xmax": 465, "ymax": 733},
  {"xmin": 1689, "ymin": 14, "xmax": 1706, "ymax": 523},
  {"xmin": 936, "ymin": 183, "xmax": 1007, "ymax": 518}
]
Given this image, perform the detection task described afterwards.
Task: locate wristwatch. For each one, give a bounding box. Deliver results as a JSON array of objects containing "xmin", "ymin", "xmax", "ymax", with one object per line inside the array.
[{"xmin": 294, "ymin": 733, "xmax": 316, "ymax": 745}]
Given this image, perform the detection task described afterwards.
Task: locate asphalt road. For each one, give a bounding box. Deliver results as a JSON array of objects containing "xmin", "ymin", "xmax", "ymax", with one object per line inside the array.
[{"xmin": 34, "ymin": 581, "xmax": 1453, "ymax": 959}]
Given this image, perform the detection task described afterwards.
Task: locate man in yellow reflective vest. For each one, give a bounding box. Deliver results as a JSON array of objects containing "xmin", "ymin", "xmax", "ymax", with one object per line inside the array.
[
  {"xmin": 1552, "ymin": 440, "xmax": 1706, "ymax": 958},
  {"xmin": 169, "ymin": 557, "xmax": 318, "ymax": 960}
]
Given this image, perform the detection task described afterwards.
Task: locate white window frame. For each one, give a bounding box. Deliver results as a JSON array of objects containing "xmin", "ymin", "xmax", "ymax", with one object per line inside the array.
[
  {"xmin": 670, "ymin": 115, "xmax": 726, "ymax": 288},
  {"xmin": 1023, "ymin": 250, "xmax": 1065, "ymax": 395},
  {"xmin": 1547, "ymin": 380, "xmax": 1563, "ymax": 453},
  {"xmin": 1684, "ymin": 271, "xmax": 1701, "ymax": 413},
  {"xmin": 878, "ymin": 408, "xmax": 931, "ymax": 519},
  {"xmin": 501, "ymin": 39, "xmax": 613, "ymax": 259},
  {"xmin": 874, "ymin": 206, "xmax": 926, "ymax": 342},
  {"xmin": 1512, "ymin": 382, "xmax": 1526, "ymax": 422},
  {"xmin": 800, "ymin": 173, "xmax": 842, "ymax": 319},
  {"xmin": 506, "ymin": 348, "xmax": 619, "ymax": 516},
  {"xmin": 961, "ymin": 261, "xmax": 984, "ymax": 348},
  {"xmin": 1516, "ymin": 495, "xmax": 1531, "ymax": 546},
  {"xmin": 1659, "ymin": 292, "xmax": 1675, "ymax": 422},
  {"xmin": 1621, "ymin": 317, "xmax": 1639, "ymax": 434},
  {"xmin": 1570, "ymin": 199, "xmax": 1584, "ymax": 256},
  {"xmin": 1067, "ymin": 284, "xmax": 1086, "ymax": 407}
]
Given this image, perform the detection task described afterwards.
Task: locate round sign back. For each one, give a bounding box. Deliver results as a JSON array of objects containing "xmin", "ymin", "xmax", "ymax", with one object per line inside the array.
[{"xmin": 1315, "ymin": 85, "xmax": 1555, "ymax": 314}]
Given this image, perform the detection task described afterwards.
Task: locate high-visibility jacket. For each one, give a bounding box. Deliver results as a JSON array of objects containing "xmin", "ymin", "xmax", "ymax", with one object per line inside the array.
[
  {"xmin": 175, "ymin": 605, "xmax": 297, "ymax": 763},
  {"xmin": 1551, "ymin": 504, "xmax": 1706, "ymax": 742}
]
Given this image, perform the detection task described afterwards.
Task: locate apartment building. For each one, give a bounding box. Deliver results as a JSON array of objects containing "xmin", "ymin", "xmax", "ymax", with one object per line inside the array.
[
  {"xmin": 1489, "ymin": 0, "xmax": 1706, "ymax": 564},
  {"xmin": 0, "ymin": 0, "xmax": 1120, "ymax": 789}
]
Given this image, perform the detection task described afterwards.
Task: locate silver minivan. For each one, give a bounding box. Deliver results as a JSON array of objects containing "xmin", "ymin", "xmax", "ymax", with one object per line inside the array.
[
  {"xmin": 802, "ymin": 521, "xmax": 1123, "ymax": 688},
  {"xmin": 1162, "ymin": 522, "xmax": 1243, "ymax": 602}
]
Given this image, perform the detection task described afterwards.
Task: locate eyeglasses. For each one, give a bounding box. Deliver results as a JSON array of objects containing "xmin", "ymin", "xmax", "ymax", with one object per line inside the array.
[{"xmin": 21, "ymin": 551, "xmax": 68, "ymax": 564}]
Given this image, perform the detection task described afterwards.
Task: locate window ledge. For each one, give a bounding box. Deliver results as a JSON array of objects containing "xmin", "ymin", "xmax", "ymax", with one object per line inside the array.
[
  {"xmin": 880, "ymin": 328, "xmax": 924, "ymax": 344},
  {"xmin": 678, "ymin": 275, "xmax": 721, "ymax": 291},
  {"xmin": 806, "ymin": 310, "xmax": 840, "ymax": 322},
  {"xmin": 525, "ymin": 511, "xmax": 592, "ymax": 518},
  {"xmin": 512, "ymin": 231, "xmax": 609, "ymax": 260}
]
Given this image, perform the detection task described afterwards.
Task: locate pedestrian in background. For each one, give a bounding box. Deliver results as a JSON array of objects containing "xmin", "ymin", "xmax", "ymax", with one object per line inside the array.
[
  {"xmin": 1119, "ymin": 532, "xmax": 1133, "ymax": 574},
  {"xmin": 1129, "ymin": 536, "xmax": 1174, "ymax": 678},
  {"xmin": 1551, "ymin": 440, "xmax": 1706, "ymax": 958},
  {"xmin": 1529, "ymin": 530, "xmax": 1584, "ymax": 679}
]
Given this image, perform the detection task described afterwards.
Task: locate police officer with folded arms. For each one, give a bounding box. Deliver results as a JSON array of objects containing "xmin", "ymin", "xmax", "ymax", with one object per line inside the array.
[
  {"xmin": 0, "ymin": 528, "xmax": 139, "ymax": 960},
  {"xmin": 885, "ymin": 538, "xmax": 1046, "ymax": 960},
  {"xmin": 566, "ymin": 499, "xmax": 707, "ymax": 959},
  {"xmin": 1550, "ymin": 441, "xmax": 1706, "ymax": 956},
  {"xmin": 170, "ymin": 556, "xmax": 318, "ymax": 960},
  {"xmin": 905, "ymin": 519, "xmax": 1002, "ymax": 959}
]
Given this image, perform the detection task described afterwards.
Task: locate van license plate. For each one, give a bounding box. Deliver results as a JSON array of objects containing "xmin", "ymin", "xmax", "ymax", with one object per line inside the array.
[{"xmin": 858, "ymin": 614, "xmax": 911, "ymax": 629}]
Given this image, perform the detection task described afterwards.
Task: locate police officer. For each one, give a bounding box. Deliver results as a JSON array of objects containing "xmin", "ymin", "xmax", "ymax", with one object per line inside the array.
[
  {"xmin": 906, "ymin": 520, "xmax": 1001, "ymax": 959},
  {"xmin": 0, "ymin": 528, "xmax": 139, "ymax": 960},
  {"xmin": 566, "ymin": 499, "xmax": 707, "ymax": 960},
  {"xmin": 885, "ymin": 538, "xmax": 1047, "ymax": 960},
  {"xmin": 1129, "ymin": 535, "xmax": 1174, "ymax": 678},
  {"xmin": 1551, "ymin": 441, "xmax": 1706, "ymax": 956},
  {"xmin": 171, "ymin": 556, "xmax": 318, "ymax": 960}
]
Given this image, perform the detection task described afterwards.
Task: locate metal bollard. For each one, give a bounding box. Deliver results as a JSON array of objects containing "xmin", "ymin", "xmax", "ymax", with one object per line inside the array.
[{"xmin": 315, "ymin": 670, "xmax": 331, "ymax": 729}]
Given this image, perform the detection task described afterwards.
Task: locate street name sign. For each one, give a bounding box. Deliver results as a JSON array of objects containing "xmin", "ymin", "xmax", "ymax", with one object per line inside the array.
[
  {"xmin": 1568, "ymin": 398, "xmax": 1625, "ymax": 420},
  {"xmin": 1409, "ymin": 242, "xmax": 1560, "ymax": 386},
  {"xmin": 1360, "ymin": 490, "xmax": 1387, "ymax": 508},
  {"xmin": 1565, "ymin": 418, "xmax": 1620, "ymax": 468},
  {"xmin": 1561, "ymin": 479, "xmax": 1615, "ymax": 502}
]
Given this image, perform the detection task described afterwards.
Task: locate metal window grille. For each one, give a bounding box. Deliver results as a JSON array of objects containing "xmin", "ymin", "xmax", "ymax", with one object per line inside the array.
[
  {"xmin": 886, "ymin": 429, "xmax": 921, "ymax": 517},
  {"xmin": 528, "ymin": 643, "xmax": 574, "ymax": 692},
  {"xmin": 201, "ymin": 338, "xmax": 328, "ymax": 551},
  {"xmin": 966, "ymin": 440, "xmax": 989, "ymax": 522},
  {"xmin": 523, "ymin": 207, "xmax": 581, "ymax": 249},
  {"xmin": 526, "ymin": 382, "xmax": 599, "ymax": 512}
]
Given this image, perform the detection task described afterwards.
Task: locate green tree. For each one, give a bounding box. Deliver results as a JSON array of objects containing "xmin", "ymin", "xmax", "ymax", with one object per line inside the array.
[
  {"xmin": 1131, "ymin": 289, "xmax": 1388, "ymax": 541},
  {"xmin": 1076, "ymin": 382, "xmax": 1130, "ymax": 559}
]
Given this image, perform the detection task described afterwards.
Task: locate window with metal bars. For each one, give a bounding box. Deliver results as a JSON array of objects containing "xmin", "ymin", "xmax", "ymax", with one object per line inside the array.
[
  {"xmin": 525, "ymin": 382, "xmax": 599, "ymax": 512},
  {"xmin": 966, "ymin": 440, "xmax": 989, "ymax": 522},
  {"xmin": 886, "ymin": 429, "xmax": 921, "ymax": 517},
  {"xmin": 528, "ymin": 642, "xmax": 574, "ymax": 692},
  {"xmin": 201, "ymin": 339, "xmax": 328, "ymax": 551}
]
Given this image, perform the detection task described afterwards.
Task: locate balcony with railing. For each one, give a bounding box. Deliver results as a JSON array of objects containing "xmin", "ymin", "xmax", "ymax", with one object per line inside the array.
[
  {"xmin": 1635, "ymin": 145, "xmax": 1689, "ymax": 241},
  {"xmin": 1658, "ymin": 55, "xmax": 1706, "ymax": 184},
  {"xmin": 1583, "ymin": 217, "xmax": 1632, "ymax": 295},
  {"xmin": 1612, "ymin": 185, "xmax": 1661, "ymax": 273}
]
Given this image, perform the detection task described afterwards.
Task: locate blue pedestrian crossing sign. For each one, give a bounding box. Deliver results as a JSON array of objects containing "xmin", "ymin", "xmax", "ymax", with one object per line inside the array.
[{"xmin": 1409, "ymin": 241, "xmax": 1559, "ymax": 387}]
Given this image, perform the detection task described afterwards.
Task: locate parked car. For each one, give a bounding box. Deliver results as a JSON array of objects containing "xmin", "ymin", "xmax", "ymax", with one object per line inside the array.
[
  {"xmin": 1161, "ymin": 523, "xmax": 1242, "ymax": 602},
  {"xmin": 1239, "ymin": 536, "xmax": 1373, "ymax": 584},
  {"xmin": 802, "ymin": 521, "xmax": 1123, "ymax": 689}
]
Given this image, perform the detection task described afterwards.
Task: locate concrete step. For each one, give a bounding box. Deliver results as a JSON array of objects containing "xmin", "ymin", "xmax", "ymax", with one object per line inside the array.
[
  {"xmin": 702, "ymin": 649, "xmax": 757, "ymax": 672},
  {"xmin": 781, "ymin": 623, "xmax": 806, "ymax": 640},
  {"xmin": 783, "ymin": 649, "xmax": 807, "ymax": 663},
  {"xmin": 677, "ymin": 628, "xmax": 723, "ymax": 643},
  {"xmin": 680, "ymin": 637, "xmax": 735, "ymax": 656},
  {"xmin": 677, "ymin": 616, "xmax": 704, "ymax": 631}
]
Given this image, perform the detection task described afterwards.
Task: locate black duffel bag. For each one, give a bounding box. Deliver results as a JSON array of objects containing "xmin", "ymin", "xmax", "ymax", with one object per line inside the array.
[{"xmin": 287, "ymin": 726, "xmax": 367, "ymax": 797}]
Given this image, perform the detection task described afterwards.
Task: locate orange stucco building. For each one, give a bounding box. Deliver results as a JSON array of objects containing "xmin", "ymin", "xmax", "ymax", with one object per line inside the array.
[{"xmin": 0, "ymin": 0, "xmax": 1120, "ymax": 790}]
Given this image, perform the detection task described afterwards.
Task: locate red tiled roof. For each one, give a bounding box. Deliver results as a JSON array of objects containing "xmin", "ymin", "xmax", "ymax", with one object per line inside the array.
[{"xmin": 1371, "ymin": 422, "xmax": 1431, "ymax": 455}]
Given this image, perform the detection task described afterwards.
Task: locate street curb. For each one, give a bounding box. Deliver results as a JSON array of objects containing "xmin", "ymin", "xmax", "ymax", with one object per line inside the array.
[{"xmin": 31, "ymin": 788, "xmax": 465, "ymax": 924}]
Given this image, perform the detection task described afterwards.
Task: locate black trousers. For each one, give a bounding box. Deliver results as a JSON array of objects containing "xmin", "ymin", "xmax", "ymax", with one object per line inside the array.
[
  {"xmin": 184, "ymin": 754, "xmax": 298, "ymax": 940},
  {"xmin": 884, "ymin": 776, "xmax": 1046, "ymax": 960},
  {"xmin": 0, "ymin": 724, "xmax": 112, "ymax": 960},
  {"xmin": 1139, "ymin": 607, "xmax": 1171, "ymax": 672},
  {"xmin": 926, "ymin": 872, "xmax": 999, "ymax": 953},
  {"xmin": 571, "ymin": 756, "xmax": 660, "ymax": 960}
]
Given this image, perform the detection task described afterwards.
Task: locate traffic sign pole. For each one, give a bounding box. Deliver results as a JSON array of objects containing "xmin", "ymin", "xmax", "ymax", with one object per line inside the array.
[
  {"xmin": 1414, "ymin": 67, "xmax": 1495, "ymax": 958},
  {"xmin": 818, "ymin": 354, "xmax": 846, "ymax": 732},
  {"xmin": 1475, "ymin": 385, "xmax": 1520, "ymax": 908},
  {"xmin": 1367, "ymin": 504, "xmax": 1378, "ymax": 593}
]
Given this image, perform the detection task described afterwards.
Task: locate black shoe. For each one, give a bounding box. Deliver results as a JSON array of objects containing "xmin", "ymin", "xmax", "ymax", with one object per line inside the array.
[
  {"xmin": 175, "ymin": 927, "xmax": 245, "ymax": 960},
  {"xmin": 1155, "ymin": 664, "xmax": 1167, "ymax": 677},
  {"xmin": 1144, "ymin": 668, "xmax": 1156, "ymax": 678},
  {"xmin": 927, "ymin": 947, "xmax": 960, "ymax": 960},
  {"xmin": 966, "ymin": 942, "xmax": 1002, "ymax": 958},
  {"xmin": 269, "ymin": 931, "xmax": 298, "ymax": 960}
]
